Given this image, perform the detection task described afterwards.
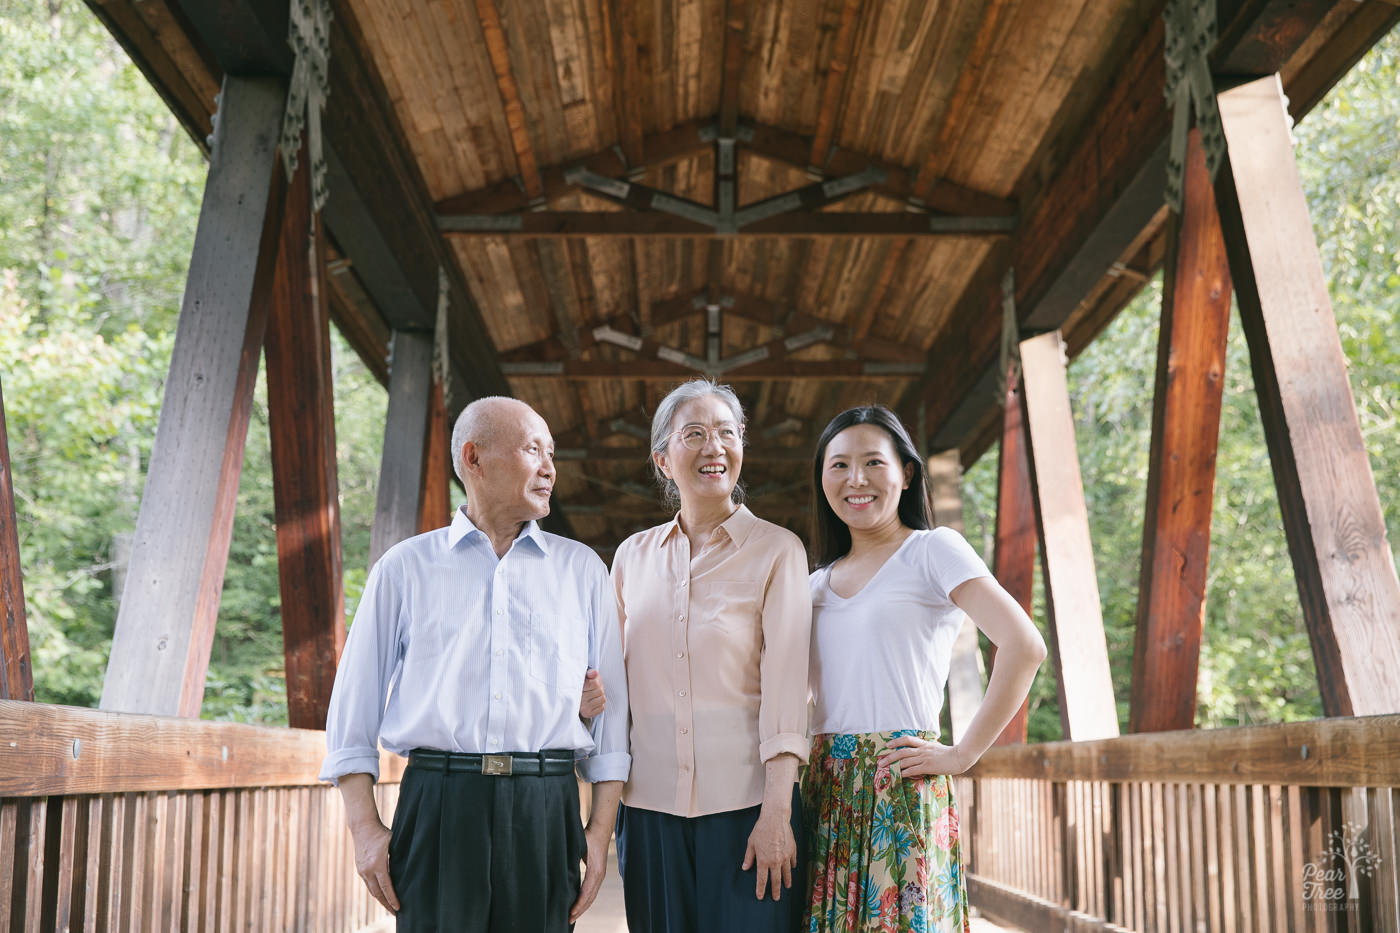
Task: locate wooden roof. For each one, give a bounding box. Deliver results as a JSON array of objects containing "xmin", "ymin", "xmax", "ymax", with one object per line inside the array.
[{"xmin": 83, "ymin": 0, "xmax": 1400, "ymax": 551}]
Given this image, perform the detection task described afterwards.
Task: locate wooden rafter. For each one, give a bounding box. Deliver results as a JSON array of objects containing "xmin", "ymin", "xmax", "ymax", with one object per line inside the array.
[
  {"xmin": 475, "ymin": 0, "xmax": 544, "ymax": 201},
  {"xmin": 809, "ymin": 0, "xmax": 864, "ymax": 171},
  {"xmin": 440, "ymin": 210, "xmax": 1015, "ymax": 238},
  {"xmin": 607, "ymin": 0, "xmax": 644, "ymax": 167},
  {"xmin": 500, "ymin": 359, "xmax": 922, "ymax": 381},
  {"xmin": 718, "ymin": 0, "xmax": 747, "ymax": 136},
  {"xmin": 554, "ymin": 444, "xmax": 810, "ymax": 462}
]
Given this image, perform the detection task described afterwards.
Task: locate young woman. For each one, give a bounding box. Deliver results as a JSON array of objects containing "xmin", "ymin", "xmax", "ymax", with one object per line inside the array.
[
  {"xmin": 611, "ymin": 379, "xmax": 812, "ymax": 933},
  {"xmin": 803, "ymin": 405, "xmax": 1045, "ymax": 933}
]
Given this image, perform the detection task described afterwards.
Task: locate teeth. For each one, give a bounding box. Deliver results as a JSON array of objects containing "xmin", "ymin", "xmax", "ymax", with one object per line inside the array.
[
  {"xmin": 699, "ymin": 466, "xmax": 725, "ymax": 474},
  {"xmin": 847, "ymin": 495, "xmax": 874, "ymax": 504}
]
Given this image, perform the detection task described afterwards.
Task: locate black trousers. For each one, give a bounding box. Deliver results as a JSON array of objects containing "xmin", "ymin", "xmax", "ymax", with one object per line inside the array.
[
  {"xmin": 388, "ymin": 764, "xmax": 585, "ymax": 932},
  {"xmin": 615, "ymin": 787, "xmax": 806, "ymax": 933}
]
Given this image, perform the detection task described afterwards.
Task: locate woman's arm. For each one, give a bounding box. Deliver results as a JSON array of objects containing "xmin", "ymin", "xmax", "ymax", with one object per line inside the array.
[{"xmin": 880, "ymin": 575, "xmax": 1046, "ymax": 776}]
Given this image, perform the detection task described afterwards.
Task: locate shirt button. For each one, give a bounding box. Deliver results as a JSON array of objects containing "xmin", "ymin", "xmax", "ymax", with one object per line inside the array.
[
  {"xmin": 677, "ymin": 614, "xmax": 685, "ymax": 621},
  {"xmin": 680, "ymin": 580, "xmax": 688, "ymax": 587},
  {"xmin": 496, "ymin": 609, "xmax": 504, "ymax": 616},
  {"xmin": 680, "ymin": 728, "xmax": 689, "ymax": 735},
  {"xmin": 496, "ymin": 649, "xmax": 504, "ymax": 657},
  {"xmin": 494, "ymin": 692, "xmax": 502, "ymax": 700},
  {"xmin": 675, "ymin": 651, "xmax": 685, "ymax": 659},
  {"xmin": 678, "ymin": 690, "xmax": 687, "ymax": 697}
]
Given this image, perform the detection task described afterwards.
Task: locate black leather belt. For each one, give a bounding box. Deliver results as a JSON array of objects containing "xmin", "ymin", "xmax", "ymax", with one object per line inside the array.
[{"xmin": 407, "ymin": 748, "xmax": 575, "ymax": 777}]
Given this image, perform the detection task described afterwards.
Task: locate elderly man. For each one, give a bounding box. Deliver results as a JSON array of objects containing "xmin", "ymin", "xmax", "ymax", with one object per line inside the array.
[{"xmin": 319, "ymin": 396, "xmax": 629, "ymax": 932}]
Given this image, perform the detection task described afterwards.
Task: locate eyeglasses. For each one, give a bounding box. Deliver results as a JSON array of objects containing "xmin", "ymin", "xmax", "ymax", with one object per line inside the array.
[{"xmin": 673, "ymin": 424, "xmax": 744, "ymax": 451}]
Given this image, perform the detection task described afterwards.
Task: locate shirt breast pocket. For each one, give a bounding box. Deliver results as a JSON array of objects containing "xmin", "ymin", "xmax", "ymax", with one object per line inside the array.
[
  {"xmin": 528, "ymin": 611, "xmax": 588, "ymax": 698},
  {"xmin": 693, "ymin": 581, "xmax": 762, "ymax": 638}
]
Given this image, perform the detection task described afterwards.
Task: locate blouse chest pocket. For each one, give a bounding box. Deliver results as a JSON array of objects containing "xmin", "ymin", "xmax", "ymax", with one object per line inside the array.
[{"xmin": 691, "ymin": 581, "xmax": 762, "ymax": 634}]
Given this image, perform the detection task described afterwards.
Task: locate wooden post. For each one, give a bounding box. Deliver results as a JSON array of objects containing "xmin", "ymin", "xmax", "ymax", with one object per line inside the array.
[
  {"xmin": 1213, "ymin": 75, "xmax": 1400, "ymax": 716},
  {"xmin": 929, "ymin": 449, "xmax": 984, "ymax": 743},
  {"xmin": 992, "ymin": 368, "xmax": 1034, "ymax": 744},
  {"xmin": 1020, "ymin": 331, "xmax": 1120, "ymax": 740},
  {"xmin": 929, "ymin": 450, "xmax": 970, "ymax": 730},
  {"xmin": 416, "ymin": 377, "xmax": 451, "ymax": 534},
  {"xmin": 264, "ymin": 147, "xmax": 346, "ymax": 731},
  {"xmin": 100, "ymin": 77, "xmax": 287, "ymax": 718},
  {"xmin": 1130, "ymin": 128, "xmax": 1232, "ymax": 734},
  {"xmin": 368, "ymin": 330, "xmax": 434, "ymax": 567},
  {"xmin": 0, "ymin": 379, "xmax": 34, "ymax": 701}
]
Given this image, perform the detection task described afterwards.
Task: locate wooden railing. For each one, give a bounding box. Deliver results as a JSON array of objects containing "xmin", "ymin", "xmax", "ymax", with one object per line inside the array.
[
  {"xmin": 957, "ymin": 715, "xmax": 1400, "ymax": 933},
  {"xmin": 0, "ymin": 700, "xmax": 404, "ymax": 932}
]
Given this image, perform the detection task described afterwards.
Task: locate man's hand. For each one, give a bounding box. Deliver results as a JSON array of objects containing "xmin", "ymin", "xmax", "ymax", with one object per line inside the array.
[
  {"xmin": 579, "ymin": 668, "xmax": 606, "ymax": 719},
  {"xmin": 350, "ymin": 817, "xmax": 399, "ymax": 914},
  {"xmin": 569, "ymin": 822, "xmax": 611, "ymax": 923},
  {"xmin": 741, "ymin": 805, "xmax": 796, "ymax": 901}
]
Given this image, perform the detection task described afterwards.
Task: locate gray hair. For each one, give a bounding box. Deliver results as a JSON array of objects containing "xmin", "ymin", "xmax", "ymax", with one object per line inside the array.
[
  {"xmin": 450, "ymin": 395, "xmax": 518, "ymax": 485},
  {"xmin": 649, "ymin": 378, "xmax": 747, "ymax": 510}
]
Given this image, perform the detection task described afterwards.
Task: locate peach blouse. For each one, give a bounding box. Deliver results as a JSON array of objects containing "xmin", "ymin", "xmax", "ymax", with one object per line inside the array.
[{"xmin": 610, "ymin": 506, "xmax": 812, "ymax": 817}]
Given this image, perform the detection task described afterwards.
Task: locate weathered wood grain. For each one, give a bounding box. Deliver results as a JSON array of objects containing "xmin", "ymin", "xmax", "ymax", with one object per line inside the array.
[
  {"xmin": 1214, "ymin": 75, "xmax": 1400, "ymax": 717},
  {"xmin": 992, "ymin": 369, "xmax": 1035, "ymax": 745},
  {"xmin": 1130, "ymin": 128, "xmax": 1232, "ymax": 735},
  {"xmin": 369, "ymin": 330, "xmax": 435, "ymax": 568},
  {"xmin": 0, "ymin": 379, "xmax": 33, "ymax": 702},
  {"xmin": 1019, "ymin": 331, "xmax": 1118, "ymax": 741},
  {"xmin": 99, "ymin": 77, "xmax": 287, "ymax": 719}
]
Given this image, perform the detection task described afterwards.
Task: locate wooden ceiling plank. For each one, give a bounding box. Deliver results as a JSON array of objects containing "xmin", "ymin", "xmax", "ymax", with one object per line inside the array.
[
  {"xmin": 609, "ymin": 0, "xmax": 645, "ymax": 166},
  {"xmin": 849, "ymin": 238, "xmax": 909, "ymax": 341},
  {"xmin": 475, "ymin": 0, "xmax": 545, "ymax": 201},
  {"xmin": 808, "ymin": 0, "xmax": 864, "ymax": 170},
  {"xmin": 717, "ymin": 0, "xmax": 748, "ymax": 136},
  {"xmin": 501, "ymin": 359, "xmax": 921, "ymax": 381},
  {"xmin": 911, "ymin": 0, "xmax": 1020, "ymax": 202}
]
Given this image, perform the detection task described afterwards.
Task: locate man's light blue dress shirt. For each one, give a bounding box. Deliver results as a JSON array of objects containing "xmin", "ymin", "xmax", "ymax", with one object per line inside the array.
[{"xmin": 319, "ymin": 507, "xmax": 630, "ymax": 785}]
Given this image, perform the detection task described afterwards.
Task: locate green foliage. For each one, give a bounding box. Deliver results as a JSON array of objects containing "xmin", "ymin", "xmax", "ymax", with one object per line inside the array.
[
  {"xmin": 962, "ymin": 29, "xmax": 1400, "ymax": 736},
  {"xmin": 2, "ymin": 1, "xmax": 384, "ymax": 724}
]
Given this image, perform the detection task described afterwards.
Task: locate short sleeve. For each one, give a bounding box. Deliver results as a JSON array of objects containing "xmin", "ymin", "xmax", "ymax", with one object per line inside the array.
[{"xmin": 921, "ymin": 527, "xmax": 992, "ymax": 605}]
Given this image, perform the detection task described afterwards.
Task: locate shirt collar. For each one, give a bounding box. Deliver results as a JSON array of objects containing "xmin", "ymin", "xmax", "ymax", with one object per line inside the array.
[
  {"xmin": 447, "ymin": 506, "xmax": 550, "ymax": 554},
  {"xmin": 657, "ymin": 503, "xmax": 756, "ymax": 548}
]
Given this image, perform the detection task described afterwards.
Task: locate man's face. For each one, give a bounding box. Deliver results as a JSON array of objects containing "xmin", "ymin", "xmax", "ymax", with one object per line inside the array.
[{"xmin": 474, "ymin": 409, "xmax": 556, "ymax": 524}]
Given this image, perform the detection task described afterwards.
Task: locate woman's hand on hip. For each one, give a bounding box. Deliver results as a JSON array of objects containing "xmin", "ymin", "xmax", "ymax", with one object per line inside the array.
[
  {"xmin": 878, "ymin": 734, "xmax": 972, "ymax": 777},
  {"xmin": 741, "ymin": 805, "xmax": 796, "ymax": 901}
]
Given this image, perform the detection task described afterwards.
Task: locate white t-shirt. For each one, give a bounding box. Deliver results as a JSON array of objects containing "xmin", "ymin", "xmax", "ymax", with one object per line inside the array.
[{"xmin": 808, "ymin": 527, "xmax": 991, "ymax": 735}]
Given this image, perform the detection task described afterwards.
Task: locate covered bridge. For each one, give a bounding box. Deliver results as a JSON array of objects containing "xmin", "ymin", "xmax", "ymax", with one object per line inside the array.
[{"xmin": 2, "ymin": 0, "xmax": 1400, "ymax": 929}]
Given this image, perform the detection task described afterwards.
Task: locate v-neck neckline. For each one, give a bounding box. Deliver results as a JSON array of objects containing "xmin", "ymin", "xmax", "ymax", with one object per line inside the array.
[{"xmin": 822, "ymin": 531, "xmax": 918, "ymax": 602}]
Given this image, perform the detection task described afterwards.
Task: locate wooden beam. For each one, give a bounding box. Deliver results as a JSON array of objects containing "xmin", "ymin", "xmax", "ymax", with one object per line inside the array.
[
  {"xmin": 417, "ymin": 377, "xmax": 452, "ymax": 533},
  {"xmin": 439, "ymin": 210, "xmax": 1016, "ymax": 238},
  {"xmin": 930, "ymin": 450, "xmax": 984, "ymax": 743},
  {"xmin": 967, "ymin": 712, "xmax": 1400, "ymax": 787},
  {"xmin": 1130, "ymin": 129, "xmax": 1231, "ymax": 734},
  {"xmin": 911, "ymin": 0, "xmax": 1017, "ymax": 202},
  {"xmin": 1019, "ymin": 331, "xmax": 1118, "ymax": 740},
  {"xmin": 554, "ymin": 444, "xmax": 811, "ymax": 462},
  {"xmin": 0, "ymin": 700, "xmax": 406, "ymax": 796},
  {"xmin": 0, "ymin": 379, "xmax": 33, "ymax": 701},
  {"xmin": 808, "ymin": 0, "xmax": 863, "ymax": 170},
  {"xmin": 1212, "ymin": 75, "xmax": 1400, "ymax": 716},
  {"xmin": 369, "ymin": 331, "xmax": 434, "ymax": 568},
  {"xmin": 501, "ymin": 359, "xmax": 922, "ymax": 381},
  {"xmin": 264, "ymin": 150, "xmax": 346, "ymax": 731},
  {"xmin": 475, "ymin": 0, "xmax": 544, "ymax": 201},
  {"xmin": 99, "ymin": 77, "xmax": 286, "ymax": 719},
  {"xmin": 992, "ymin": 369, "xmax": 1035, "ymax": 745}
]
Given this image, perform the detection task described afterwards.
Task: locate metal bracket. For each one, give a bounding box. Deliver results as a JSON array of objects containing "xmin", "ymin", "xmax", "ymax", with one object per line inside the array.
[
  {"xmin": 1163, "ymin": 0, "xmax": 1224, "ymax": 213},
  {"xmin": 281, "ymin": 0, "xmax": 332, "ymax": 212}
]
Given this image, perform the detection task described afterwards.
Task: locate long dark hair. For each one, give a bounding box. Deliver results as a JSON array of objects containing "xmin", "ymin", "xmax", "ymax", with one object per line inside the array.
[{"xmin": 809, "ymin": 405, "xmax": 934, "ymax": 568}]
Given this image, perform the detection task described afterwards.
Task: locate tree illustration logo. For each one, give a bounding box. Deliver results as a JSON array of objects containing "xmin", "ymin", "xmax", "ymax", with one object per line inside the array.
[{"xmin": 1302, "ymin": 821, "xmax": 1382, "ymax": 909}]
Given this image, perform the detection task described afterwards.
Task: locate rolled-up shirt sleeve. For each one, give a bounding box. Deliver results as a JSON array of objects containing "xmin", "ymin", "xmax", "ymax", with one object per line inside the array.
[
  {"xmin": 577, "ymin": 559, "xmax": 631, "ymax": 783},
  {"xmin": 319, "ymin": 556, "xmax": 402, "ymax": 785},
  {"xmin": 757, "ymin": 533, "xmax": 812, "ymax": 764}
]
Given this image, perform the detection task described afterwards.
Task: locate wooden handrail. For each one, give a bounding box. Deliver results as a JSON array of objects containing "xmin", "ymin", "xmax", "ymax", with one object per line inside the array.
[
  {"xmin": 966, "ymin": 713, "xmax": 1400, "ymax": 786},
  {"xmin": 0, "ymin": 699, "xmax": 405, "ymax": 796}
]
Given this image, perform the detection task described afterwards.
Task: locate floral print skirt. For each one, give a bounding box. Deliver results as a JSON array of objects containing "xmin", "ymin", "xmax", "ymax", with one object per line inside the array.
[{"xmin": 802, "ymin": 730, "xmax": 969, "ymax": 933}]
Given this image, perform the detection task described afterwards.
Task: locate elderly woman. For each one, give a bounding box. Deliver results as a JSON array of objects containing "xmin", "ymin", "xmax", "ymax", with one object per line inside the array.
[
  {"xmin": 610, "ymin": 379, "xmax": 812, "ymax": 933},
  {"xmin": 803, "ymin": 405, "xmax": 1045, "ymax": 933}
]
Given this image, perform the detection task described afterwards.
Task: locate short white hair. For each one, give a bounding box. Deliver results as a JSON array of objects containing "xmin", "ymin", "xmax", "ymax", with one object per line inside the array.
[
  {"xmin": 450, "ymin": 396, "xmax": 526, "ymax": 485},
  {"xmin": 648, "ymin": 378, "xmax": 746, "ymax": 509}
]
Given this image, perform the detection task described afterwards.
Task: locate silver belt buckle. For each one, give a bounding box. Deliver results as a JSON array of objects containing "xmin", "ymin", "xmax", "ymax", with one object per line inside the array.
[{"xmin": 482, "ymin": 754, "xmax": 513, "ymax": 776}]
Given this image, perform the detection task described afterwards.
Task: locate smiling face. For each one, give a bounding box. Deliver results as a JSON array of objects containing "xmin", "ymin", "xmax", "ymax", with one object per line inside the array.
[
  {"xmin": 820, "ymin": 423, "xmax": 914, "ymax": 535},
  {"xmin": 653, "ymin": 394, "xmax": 743, "ymax": 509},
  {"xmin": 468, "ymin": 403, "xmax": 556, "ymax": 525}
]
